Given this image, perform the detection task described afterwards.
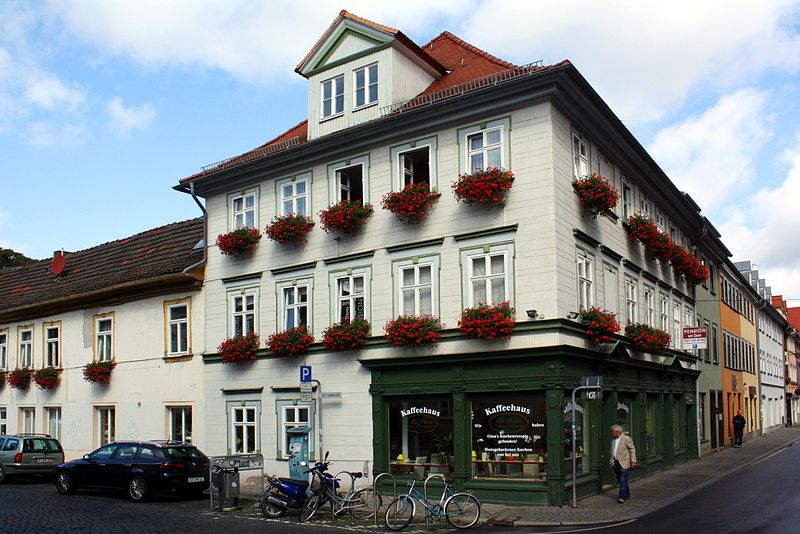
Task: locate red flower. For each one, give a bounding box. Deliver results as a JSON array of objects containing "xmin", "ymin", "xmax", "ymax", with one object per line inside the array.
[
  {"xmin": 384, "ymin": 315, "xmax": 443, "ymax": 348},
  {"xmin": 216, "ymin": 227, "xmax": 262, "ymax": 257},
  {"xmin": 319, "ymin": 201, "xmax": 374, "ymax": 235},
  {"xmin": 579, "ymin": 307, "xmax": 621, "ymax": 344},
  {"xmin": 382, "ymin": 184, "xmax": 440, "ymax": 224},
  {"xmin": 267, "ymin": 327, "xmax": 314, "ymax": 357},
  {"xmin": 83, "ymin": 361, "xmax": 116, "ymax": 385},
  {"xmin": 218, "ymin": 333, "xmax": 260, "ymax": 364},
  {"xmin": 458, "ymin": 302, "xmax": 516, "ymax": 340},
  {"xmin": 264, "ymin": 214, "xmax": 315, "ymax": 244},
  {"xmin": 34, "ymin": 367, "xmax": 61, "ymax": 390},
  {"xmin": 624, "ymin": 323, "xmax": 671, "ymax": 352},
  {"xmin": 322, "ymin": 320, "xmax": 371, "ymax": 352},
  {"xmin": 452, "ymin": 167, "xmax": 514, "ymax": 206},
  {"xmin": 626, "ymin": 214, "xmax": 674, "ymax": 262},
  {"xmin": 573, "ymin": 173, "xmax": 620, "ymax": 217},
  {"xmin": 8, "ymin": 368, "xmax": 33, "ymax": 390}
]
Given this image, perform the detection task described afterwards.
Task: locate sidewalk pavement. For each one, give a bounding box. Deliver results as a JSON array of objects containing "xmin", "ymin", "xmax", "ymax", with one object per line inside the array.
[{"xmin": 485, "ymin": 426, "xmax": 800, "ymax": 527}]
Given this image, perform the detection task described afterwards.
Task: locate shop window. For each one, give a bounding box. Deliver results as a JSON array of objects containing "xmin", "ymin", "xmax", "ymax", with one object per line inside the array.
[
  {"xmin": 563, "ymin": 399, "xmax": 589, "ymax": 478},
  {"xmin": 472, "ymin": 393, "xmax": 547, "ymax": 481},
  {"xmin": 645, "ymin": 395, "xmax": 657, "ymax": 454},
  {"xmin": 616, "ymin": 396, "xmax": 634, "ymax": 437},
  {"xmin": 389, "ymin": 397, "xmax": 454, "ymax": 478}
]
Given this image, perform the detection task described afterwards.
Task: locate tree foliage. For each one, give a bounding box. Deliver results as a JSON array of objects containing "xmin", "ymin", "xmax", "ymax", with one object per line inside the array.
[{"xmin": 0, "ymin": 248, "xmax": 34, "ymax": 270}]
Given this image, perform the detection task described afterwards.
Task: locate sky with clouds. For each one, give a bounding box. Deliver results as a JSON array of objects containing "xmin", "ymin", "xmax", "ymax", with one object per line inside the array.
[{"xmin": 1, "ymin": 0, "xmax": 799, "ymax": 302}]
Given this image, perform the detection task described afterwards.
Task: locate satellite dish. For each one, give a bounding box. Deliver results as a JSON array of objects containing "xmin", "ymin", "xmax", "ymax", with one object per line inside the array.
[{"xmin": 51, "ymin": 253, "xmax": 66, "ymax": 275}]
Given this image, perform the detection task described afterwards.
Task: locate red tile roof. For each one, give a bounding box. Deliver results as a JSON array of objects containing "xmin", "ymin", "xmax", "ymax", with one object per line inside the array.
[
  {"xmin": 788, "ymin": 307, "xmax": 800, "ymax": 330},
  {"xmin": 0, "ymin": 218, "xmax": 203, "ymax": 320}
]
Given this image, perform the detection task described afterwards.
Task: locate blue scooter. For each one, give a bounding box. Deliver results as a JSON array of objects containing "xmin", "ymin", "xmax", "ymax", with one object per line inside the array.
[{"xmin": 260, "ymin": 453, "xmax": 336, "ymax": 518}]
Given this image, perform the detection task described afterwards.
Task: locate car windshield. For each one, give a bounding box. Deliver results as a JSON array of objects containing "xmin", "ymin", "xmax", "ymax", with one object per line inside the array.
[
  {"xmin": 24, "ymin": 439, "xmax": 62, "ymax": 453},
  {"xmin": 165, "ymin": 447, "xmax": 202, "ymax": 460}
]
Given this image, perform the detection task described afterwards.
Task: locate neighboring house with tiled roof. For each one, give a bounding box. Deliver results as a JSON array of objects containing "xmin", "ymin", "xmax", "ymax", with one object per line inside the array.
[
  {"xmin": 176, "ymin": 11, "xmax": 727, "ymax": 505},
  {"xmin": 0, "ymin": 219, "xmax": 206, "ymax": 462}
]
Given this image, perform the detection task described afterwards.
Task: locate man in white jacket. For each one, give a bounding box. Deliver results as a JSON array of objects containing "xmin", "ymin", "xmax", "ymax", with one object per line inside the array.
[{"xmin": 610, "ymin": 424, "xmax": 638, "ymax": 503}]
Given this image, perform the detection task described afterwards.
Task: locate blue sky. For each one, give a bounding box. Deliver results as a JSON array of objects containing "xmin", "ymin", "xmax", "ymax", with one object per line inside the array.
[{"xmin": 1, "ymin": 0, "xmax": 799, "ymax": 299}]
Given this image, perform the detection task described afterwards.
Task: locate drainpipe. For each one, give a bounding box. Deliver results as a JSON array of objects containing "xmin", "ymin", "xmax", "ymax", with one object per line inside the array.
[{"xmin": 182, "ymin": 181, "xmax": 208, "ymax": 275}]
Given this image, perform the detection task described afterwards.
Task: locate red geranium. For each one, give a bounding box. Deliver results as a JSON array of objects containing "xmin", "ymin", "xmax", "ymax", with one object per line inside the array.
[
  {"xmin": 264, "ymin": 214, "xmax": 315, "ymax": 244},
  {"xmin": 384, "ymin": 315, "xmax": 443, "ymax": 348},
  {"xmin": 624, "ymin": 323, "xmax": 671, "ymax": 352},
  {"xmin": 572, "ymin": 173, "xmax": 620, "ymax": 217},
  {"xmin": 458, "ymin": 302, "xmax": 516, "ymax": 340},
  {"xmin": 216, "ymin": 227, "xmax": 262, "ymax": 256},
  {"xmin": 34, "ymin": 367, "xmax": 61, "ymax": 390},
  {"xmin": 682, "ymin": 254, "xmax": 709, "ymax": 286},
  {"xmin": 83, "ymin": 361, "xmax": 116, "ymax": 385},
  {"xmin": 267, "ymin": 327, "xmax": 314, "ymax": 357},
  {"xmin": 579, "ymin": 307, "xmax": 621, "ymax": 344},
  {"xmin": 452, "ymin": 167, "xmax": 514, "ymax": 206},
  {"xmin": 8, "ymin": 368, "xmax": 33, "ymax": 390},
  {"xmin": 626, "ymin": 213, "xmax": 660, "ymax": 244},
  {"xmin": 381, "ymin": 184, "xmax": 439, "ymax": 224},
  {"xmin": 319, "ymin": 201, "xmax": 374, "ymax": 235},
  {"xmin": 322, "ymin": 320, "xmax": 371, "ymax": 352},
  {"xmin": 218, "ymin": 333, "xmax": 260, "ymax": 364}
]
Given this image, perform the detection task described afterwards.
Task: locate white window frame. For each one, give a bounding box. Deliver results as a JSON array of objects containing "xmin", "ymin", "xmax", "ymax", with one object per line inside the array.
[
  {"xmin": 353, "ymin": 63, "xmax": 378, "ymax": 109},
  {"xmin": 397, "ymin": 260, "xmax": 437, "ymax": 316},
  {"xmin": 643, "ymin": 286, "xmax": 655, "ymax": 327},
  {"xmin": 20, "ymin": 407, "xmax": 35, "ymax": 434},
  {"xmin": 18, "ymin": 327, "xmax": 33, "ymax": 368},
  {"xmin": 279, "ymin": 279, "xmax": 313, "ymax": 331},
  {"xmin": 391, "ymin": 136, "xmax": 438, "ymax": 191},
  {"xmin": 331, "ymin": 269, "xmax": 370, "ymax": 323},
  {"xmin": 625, "ymin": 276, "xmax": 638, "ymax": 324},
  {"xmin": 168, "ymin": 406, "xmax": 193, "ymax": 443},
  {"xmin": 96, "ymin": 406, "xmax": 116, "ymax": 447},
  {"xmin": 672, "ymin": 300, "xmax": 682, "ymax": 349},
  {"xmin": 459, "ymin": 118, "xmax": 511, "ymax": 173},
  {"xmin": 573, "ymin": 132, "xmax": 589, "ymax": 178},
  {"xmin": 227, "ymin": 187, "xmax": 259, "ymax": 230},
  {"xmin": 229, "ymin": 403, "xmax": 259, "ymax": 454},
  {"xmin": 659, "ymin": 293, "xmax": 670, "ymax": 332},
  {"xmin": 0, "ymin": 330, "xmax": 7, "ymax": 370},
  {"xmin": 276, "ymin": 172, "xmax": 312, "ymax": 217},
  {"xmin": 277, "ymin": 401, "xmax": 314, "ymax": 459},
  {"xmin": 0, "ymin": 407, "xmax": 6, "ymax": 435},
  {"xmin": 95, "ymin": 315, "xmax": 114, "ymax": 362},
  {"xmin": 622, "ymin": 180, "xmax": 632, "ymax": 219},
  {"xmin": 44, "ymin": 324, "xmax": 60, "ymax": 368},
  {"xmin": 45, "ymin": 406, "xmax": 61, "ymax": 440},
  {"xmin": 166, "ymin": 301, "xmax": 190, "ymax": 356},
  {"xmin": 576, "ymin": 248, "xmax": 595, "ymax": 311},
  {"xmin": 328, "ymin": 155, "xmax": 370, "ymax": 204},
  {"xmin": 461, "ymin": 243, "xmax": 515, "ymax": 308},
  {"xmin": 228, "ymin": 287, "xmax": 259, "ymax": 338},
  {"xmin": 321, "ymin": 74, "xmax": 345, "ymax": 119}
]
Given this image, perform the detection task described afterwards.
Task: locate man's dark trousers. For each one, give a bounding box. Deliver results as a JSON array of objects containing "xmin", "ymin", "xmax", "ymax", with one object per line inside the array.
[
  {"xmin": 613, "ymin": 460, "xmax": 630, "ymax": 500},
  {"xmin": 734, "ymin": 428, "xmax": 743, "ymax": 446}
]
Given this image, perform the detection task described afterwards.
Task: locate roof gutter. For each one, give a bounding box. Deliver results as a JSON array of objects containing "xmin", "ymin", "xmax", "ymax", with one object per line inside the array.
[{"xmin": 182, "ymin": 181, "xmax": 208, "ymax": 276}]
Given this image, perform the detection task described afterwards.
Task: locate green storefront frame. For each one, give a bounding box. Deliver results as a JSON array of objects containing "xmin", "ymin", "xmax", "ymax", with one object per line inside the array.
[{"xmin": 362, "ymin": 340, "xmax": 699, "ymax": 506}]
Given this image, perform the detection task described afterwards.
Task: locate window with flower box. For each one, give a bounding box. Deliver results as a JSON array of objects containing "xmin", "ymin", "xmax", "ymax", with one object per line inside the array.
[
  {"xmin": 229, "ymin": 403, "xmax": 259, "ymax": 454},
  {"xmin": 329, "ymin": 155, "xmax": 369, "ymax": 204},
  {"xmin": 44, "ymin": 323, "xmax": 60, "ymax": 368},
  {"xmin": 354, "ymin": 63, "xmax": 378, "ymax": 109},
  {"xmin": 625, "ymin": 276, "xmax": 638, "ymax": 324},
  {"xmin": 228, "ymin": 187, "xmax": 259, "ymax": 230},
  {"xmin": 96, "ymin": 406, "xmax": 115, "ymax": 446},
  {"xmin": 321, "ymin": 75, "xmax": 344, "ymax": 119},
  {"xmin": 229, "ymin": 288, "xmax": 258, "ymax": 337},
  {"xmin": 459, "ymin": 118, "xmax": 510, "ymax": 173},
  {"xmin": 643, "ymin": 286, "xmax": 655, "ymax": 327},
  {"xmin": 332, "ymin": 270, "xmax": 370, "ymax": 323},
  {"xmin": 576, "ymin": 248, "xmax": 594, "ymax": 310},
  {"xmin": 277, "ymin": 174, "xmax": 311, "ymax": 216},
  {"xmin": 0, "ymin": 330, "xmax": 7, "ymax": 370},
  {"xmin": 398, "ymin": 262, "xmax": 436, "ymax": 316},
  {"xmin": 280, "ymin": 280, "xmax": 312, "ymax": 331},
  {"xmin": 672, "ymin": 300, "xmax": 682, "ymax": 349},
  {"xmin": 622, "ymin": 180, "xmax": 632, "ymax": 219},
  {"xmin": 659, "ymin": 294, "xmax": 669, "ymax": 332},
  {"xmin": 94, "ymin": 314, "xmax": 114, "ymax": 362},
  {"xmin": 165, "ymin": 300, "xmax": 191, "ymax": 356},
  {"xmin": 464, "ymin": 248, "xmax": 510, "ymax": 307},
  {"xmin": 18, "ymin": 326, "xmax": 33, "ymax": 368},
  {"xmin": 391, "ymin": 136, "xmax": 438, "ymax": 190},
  {"xmin": 573, "ymin": 133, "xmax": 589, "ymax": 178}
]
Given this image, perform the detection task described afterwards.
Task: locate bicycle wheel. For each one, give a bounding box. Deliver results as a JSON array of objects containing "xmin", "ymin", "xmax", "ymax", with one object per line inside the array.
[
  {"xmin": 384, "ymin": 495, "xmax": 415, "ymax": 531},
  {"xmin": 445, "ymin": 492, "xmax": 481, "ymax": 529},
  {"xmin": 350, "ymin": 487, "xmax": 382, "ymax": 519},
  {"xmin": 298, "ymin": 494, "xmax": 321, "ymax": 523}
]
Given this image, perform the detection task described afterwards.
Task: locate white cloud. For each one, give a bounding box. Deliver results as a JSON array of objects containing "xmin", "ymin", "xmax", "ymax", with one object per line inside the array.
[
  {"xmin": 107, "ymin": 97, "xmax": 157, "ymax": 135},
  {"xmin": 648, "ymin": 88, "xmax": 773, "ymax": 212},
  {"xmin": 26, "ymin": 122, "xmax": 87, "ymax": 148},
  {"xmin": 23, "ymin": 76, "xmax": 85, "ymax": 110}
]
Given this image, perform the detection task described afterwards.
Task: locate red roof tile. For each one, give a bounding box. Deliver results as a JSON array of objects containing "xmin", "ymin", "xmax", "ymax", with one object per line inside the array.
[
  {"xmin": 0, "ymin": 218, "xmax": 203, "ymax": 318},
  {"xmin": 788, "ymin": 307, "xmax": 800, "ymax": 330}
]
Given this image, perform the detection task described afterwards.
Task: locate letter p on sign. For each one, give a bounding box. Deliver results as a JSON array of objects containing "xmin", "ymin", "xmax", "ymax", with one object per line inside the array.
[{"xmin": 300, "ymin": 365, "xmax": 312, "ymax": 384}]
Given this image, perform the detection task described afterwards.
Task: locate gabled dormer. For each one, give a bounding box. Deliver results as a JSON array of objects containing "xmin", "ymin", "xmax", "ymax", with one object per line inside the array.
[{"xmin": 297, "ymin": 10, "xmax": 446, "ymax": 140}]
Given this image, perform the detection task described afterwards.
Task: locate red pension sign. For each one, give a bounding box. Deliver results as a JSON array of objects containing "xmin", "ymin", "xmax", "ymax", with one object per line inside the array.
[{"xmin": 682, "ymin": 326, "xmax": 708, "ymax": 350}]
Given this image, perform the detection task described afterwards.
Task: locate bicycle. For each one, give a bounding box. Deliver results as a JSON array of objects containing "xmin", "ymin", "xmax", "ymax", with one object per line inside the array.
[
  {"xmin": 384, "ymin": 477, "xmax": 481, "ymax": 530},
  {"xmin": 298, "ymin": 453, "xmax": 382, "ymax": 523}
]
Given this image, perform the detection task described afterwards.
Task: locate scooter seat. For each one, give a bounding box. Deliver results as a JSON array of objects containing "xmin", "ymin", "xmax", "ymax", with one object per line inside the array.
[{"xmin": 279, "ymin": 477, "xmax": 309, "ymax": 487}]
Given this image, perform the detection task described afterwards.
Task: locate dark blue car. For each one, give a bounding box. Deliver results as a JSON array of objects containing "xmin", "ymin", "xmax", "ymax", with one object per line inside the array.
[{"xmin": 54, "ymin": 440, "xmax": 209, "ymax": 502}]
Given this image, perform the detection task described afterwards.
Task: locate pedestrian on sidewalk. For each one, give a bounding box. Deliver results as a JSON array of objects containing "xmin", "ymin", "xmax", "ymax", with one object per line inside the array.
[
  {"xmin": 610, "ymin": 424, "xmax": 637, "ymax": 504},
  {"xmin": 733, "ymin": 412, "xmax": 746, "ymax": 447}
]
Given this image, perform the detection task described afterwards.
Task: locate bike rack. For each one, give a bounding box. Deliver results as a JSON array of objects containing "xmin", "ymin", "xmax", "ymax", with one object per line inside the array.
[
  {"xmin": 423, "ymin": 474, "xmax": 446, "ymax": 530},
  {"xmin": 373, "ymin": 472, "xmax": 397, "ymax": 527},
  {"xmin": 329, "ymin": 470, "xmax": 356, "ymax": 524}
]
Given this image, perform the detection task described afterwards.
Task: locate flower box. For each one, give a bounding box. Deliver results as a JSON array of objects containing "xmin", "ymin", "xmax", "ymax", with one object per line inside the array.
[
  {"xmin": 452, "ymin": 167, "xmax": 514, "ymax": 206},
  {"xmin": 458, "ymin": 302, "xmax": 516, "ymax": 340},
  {"xmin": 384, "ymin": 315, "xmax": 443, "ymax": 348},
  {"xmin": 682, "ymin": 254, "xmax": 709, "ymax": 286},
  {"xmin": 267, "ymin": 327, "xmax": 314, "ymax": 357},
  {"xmin": 626, "ymin": 214, "xmax": 660, "ymax": 244},
  {"xmin": 264, "ymin": 214, "xmax": 315, "ymax": 244},
  {"xmin": 579, "ymin": 307, "xmax": 621, "ymax": 344},
  {"xmin": 624, "ymin": 323, "xmax": 671, "ymax": 352},
  {"xmin": 218, "ymin": 333, "xmax": 260, "ymax": 364},
  {"xmin": 381, "ymin": 184, "xmax": 439, "ymax": 224},
  {"xmin": 8, "ymin": 368, "xmax": 33, "ymax": 390},
  {"xmin": 319, "ymin": 201, "xmax": 374, "ymax": 235},
  {"xmin": 573, "ymin": 173, "xmax": 620, "ymax": 217},
  {"xmin": 84, "ymin": 361, "xmax": 116, "ymax": 385},
  {"xmin": 34, "ymin": 367, "xmax": 61, "ymax": 390},
  {"xmin": 322, "ymin": 320, "xmax": 371, "ymax": 352},
  {"xmin": 216, "ymin": 227, "xmax": 262, "ymax": 257}
]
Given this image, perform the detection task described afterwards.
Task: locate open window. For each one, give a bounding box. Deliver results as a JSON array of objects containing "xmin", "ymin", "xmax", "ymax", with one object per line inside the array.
[
  {"xmin": 336, "ymin": 164, "xmax": 364, "ymax": 203},
  {"xmin": 400, "ymin": 147, "xmax": 430, "ymax": 187}
]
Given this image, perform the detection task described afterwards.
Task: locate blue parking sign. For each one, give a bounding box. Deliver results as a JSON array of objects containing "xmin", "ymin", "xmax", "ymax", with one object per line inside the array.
[{"xmin": 300, "ymin": 365, "xmax": 312, "ymax": 383}]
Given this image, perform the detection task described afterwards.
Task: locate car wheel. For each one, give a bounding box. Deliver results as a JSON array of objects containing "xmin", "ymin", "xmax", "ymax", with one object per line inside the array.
[
  {"xmin": 55, "ymin": 471, "xmax": 76, "ymax": 495},
  {"xmin": 0, "ymin": 465, "xmax": 6, "ymax": 484},
  {"xmin": 128, "ymin": 476, "xmax": 150, "ymax": 502}
]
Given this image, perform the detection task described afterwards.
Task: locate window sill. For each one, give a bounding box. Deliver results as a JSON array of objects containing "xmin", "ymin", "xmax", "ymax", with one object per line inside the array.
[
  {"xmin": 320, "ymin": 113, "xmax": 343, "ymax": 123},
  {"xmin": 353, "ymin": 101, "xmax": 378, "ymax": 113},
  {"xmin": 164, "ymin": 354, "xmax": 194, "ymax": 363}
]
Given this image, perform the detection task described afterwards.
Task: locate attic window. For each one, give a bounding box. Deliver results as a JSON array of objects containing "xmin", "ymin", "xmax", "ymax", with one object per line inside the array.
[
  {"xmin": 322, "ymin": 75, "xmax": 344, "ymax": 119},
  {"xmin": 354, "ymin": 64, "xmax": 378, "ymax": 109},
  {"xmin": 337, "ymin": 164, "xmax": 364, "ymax": 203}
]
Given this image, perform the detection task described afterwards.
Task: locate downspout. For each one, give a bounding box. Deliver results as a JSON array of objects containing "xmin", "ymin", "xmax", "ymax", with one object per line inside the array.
[{"xmin": 182, "ymin": 181, "xmax": 208, "ymax": 275}]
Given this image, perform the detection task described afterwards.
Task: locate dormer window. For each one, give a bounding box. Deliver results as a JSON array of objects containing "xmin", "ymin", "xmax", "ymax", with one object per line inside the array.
[
  {"xmin": 322, "ymin": 75, "xmax": 344, "ymax": 119},
  {"xmin": 354, "ymin": 64, "xmax": 378, "ymax": 109}
]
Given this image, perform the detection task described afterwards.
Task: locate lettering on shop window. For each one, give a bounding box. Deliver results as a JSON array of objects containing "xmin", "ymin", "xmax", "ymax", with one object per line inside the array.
[
  {"xmin": 617, "ymin": 402, "xmax": 630, "ymax": 413},
  {"xmin": 563, "ymin": 402, "xmax": 585, "ymax": 414},
  {"xmin": 483, "ymin": 403, "xmax": 531, "ymax": 416},
  {"xmin": 400, "ymin": 406, "xmax": 441, "ymax": 418}
]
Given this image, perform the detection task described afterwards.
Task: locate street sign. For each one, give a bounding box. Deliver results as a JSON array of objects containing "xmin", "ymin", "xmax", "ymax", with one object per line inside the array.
[
  {"xmin": 581, "ymin": 376, "xmax": 603, "ymax": 388},
  {"xmin": 300, "ymin": 382, "xmax": 313, "ymax": 402},
  {"xmin": 682, "ymin": 326, "xmax": 707, "ymax": 350},
  {"xmin": 581, "ymin": 389, "xmax": 602, "ymax": 400},
  {"xmin": 300, "ymin": 365, "xmax": 312, "ymax": 383},
  {"xmin": 321, "ymin": 392, "xmax": 342, "ymax": 399}
]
